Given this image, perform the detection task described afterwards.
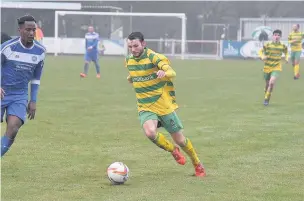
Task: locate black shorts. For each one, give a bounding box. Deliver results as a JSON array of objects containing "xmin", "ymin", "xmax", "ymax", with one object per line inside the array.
[{"xmin": 157, "ymin": 121, "xmax": 163, "ymax": 128}]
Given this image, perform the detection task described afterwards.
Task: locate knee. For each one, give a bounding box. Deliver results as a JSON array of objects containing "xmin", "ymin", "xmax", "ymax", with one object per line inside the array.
[
  {"xmin": 172, "ymin": 132, "xmax": 186, "ymax": 146},
  {"xmin": 269, "ymin": 81, "xmax": 275, "ymax": 87},
  {"xmin": 6, "ymin": 124, "xmax": 20, "ymax": 139},
  {"xmin": 269, "ymin": 78, "xmax": 276, "ymax": 86},
  {"xmin": 143, "ymin": 126, "xmax": 157, "ymax": 140}
]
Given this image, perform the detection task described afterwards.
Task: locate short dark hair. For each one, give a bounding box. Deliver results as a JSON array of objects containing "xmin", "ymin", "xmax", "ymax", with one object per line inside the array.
[
  {"xmin": 127, "ymin": 32, "xmax": 144, "ymax": 42},
  {"xmin": 17, "ymin": 15, "xmax": 36, "ymax": 26},
  {"xmin": 273, "ymin": 29, "xmax": 282, "ymax": 36}
]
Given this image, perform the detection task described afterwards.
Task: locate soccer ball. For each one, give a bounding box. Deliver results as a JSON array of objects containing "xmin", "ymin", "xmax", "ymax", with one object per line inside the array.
[{"xmin": 107, "ymin": 162, "xmax": 129, "ymax": 185}]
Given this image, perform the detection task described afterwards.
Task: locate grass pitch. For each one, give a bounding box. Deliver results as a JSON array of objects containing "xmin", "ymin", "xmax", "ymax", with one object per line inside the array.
[{"xmin": 1, "ymin": 56, "xmax": 304, "ymax": 201}]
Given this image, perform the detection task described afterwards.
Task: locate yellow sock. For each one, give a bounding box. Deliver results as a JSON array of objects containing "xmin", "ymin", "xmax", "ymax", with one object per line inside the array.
[
  {"xmin": 152, "ymin": 132, "xmax": 174, "ymax": 152},
  {"xmin": 294, "ymin": 64, "xmax": 300, "ymax": 76},
  {"xmin": 181, "ymin": 138, "xmax": 200, "ymax": 166},
  {"xmin": 264, "ymin": 91, "xmax": 271, "ymax": 100}
]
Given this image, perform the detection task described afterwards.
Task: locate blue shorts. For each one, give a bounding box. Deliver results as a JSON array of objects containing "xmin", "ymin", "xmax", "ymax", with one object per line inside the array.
[
  {"xmin": 85, "ymin": 52, "xmax": 98, "ymax": 62},
  {"xmin": 1, "ymin": 94, "xmax": 28, "ymax": 124}
]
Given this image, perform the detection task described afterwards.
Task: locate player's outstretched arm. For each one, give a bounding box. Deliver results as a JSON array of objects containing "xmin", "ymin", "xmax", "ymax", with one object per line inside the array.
[
  {"xmin": 1, "ymin": 48, "xmax": 7, "ymax": 99},
  {"xmin": 28, "ymin": 55, "xmax": 45, "ymax": 119},
  {"xmin": 151, "ymin": 54, "xmax": 176, "ymax": 78},
  {"xmin": 157, "ymin": 64, "xmax": 176, "ymax": 78},
  {"xmin": 125, "ymin": 58, "xmax": 132, "ymax": 83},
  {"xmin": 258, "ymin": 47, "xmax": 266, "ymax": 61},
  {"xmin": 158, "ymin": 59, "xmax": 176, "ymax": 78},
  {"xmin": 283, "ymin": 45, "xmax": 289, "ymax": 63},
  {"xmin": 92, "ymin": 35, "xmax": 99, "ymax": 49}
]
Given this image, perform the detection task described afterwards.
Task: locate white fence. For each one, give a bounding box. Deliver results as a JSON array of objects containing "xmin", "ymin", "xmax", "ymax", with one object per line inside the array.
[
  {"xmin": 42, "ymin": 37, "xmax": 304, "ymax": 60},
  {"xmin": 43, "ymin": 37, "xmax": 222, "ymax": 60}
]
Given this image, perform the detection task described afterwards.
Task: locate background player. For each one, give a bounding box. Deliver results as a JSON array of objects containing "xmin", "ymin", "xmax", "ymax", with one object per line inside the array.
[
  {"xmin": 259, "ymin": 29, "xmax": 288, "ymax": 106},
  {"xmin": 80, "ymin": 26, "xmax": 101, "ymax": 78},
  {"xmin": 288, "ymin": 24, "xmax": 304, "ymax": 80},
  {"xmin": 1, "ymin": 15, "xmax": 46, "ymax": 157},
  {"xmin": 34, "ymin": 22, "xmax": 44, "ymax": 44},
  {"xmin": 125, "ymin": 32, "xmax": 206, "ymax": 177},
  {"xmin": 98, "ymin": 39, "xmax": 106, "ymax": 56},
  {"xmin": 1, "ymin": 32, "xmax": 12, "ymax": 44}
]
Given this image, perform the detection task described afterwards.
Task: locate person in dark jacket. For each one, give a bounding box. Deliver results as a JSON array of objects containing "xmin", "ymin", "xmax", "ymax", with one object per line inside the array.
[{"xmin": 1, "ymin": 32, "xmax": 12, "ymax": 44}]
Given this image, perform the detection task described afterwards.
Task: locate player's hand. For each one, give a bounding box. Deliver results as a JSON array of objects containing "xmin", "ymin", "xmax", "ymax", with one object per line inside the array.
[
  {"xmin": 27, "ymin": 101, "xmax": 36, "ymax": 120},
  {"xmin": 261, "ymin": 56, "xmax": 267, "ymax": 61},
  {"xmin": 127, "ymin": 75, "xmax": 133, "ymax": 83},
  {"xmin": 155, "ymin": 70, "xmax": 166, "ymax": 78},
  {"xmin": 0, "ymin": 88, "xmax": 5, "ymax": 99}
]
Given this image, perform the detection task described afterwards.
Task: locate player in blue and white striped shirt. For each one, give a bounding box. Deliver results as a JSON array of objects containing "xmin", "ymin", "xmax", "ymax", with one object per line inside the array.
[
  {"xmin": 1, "ymin": 15, "xmax": 46, "ymax": 157},
  {"xmin": 80, "ymin": 26, "xmax": 101, "ymax": 78}
]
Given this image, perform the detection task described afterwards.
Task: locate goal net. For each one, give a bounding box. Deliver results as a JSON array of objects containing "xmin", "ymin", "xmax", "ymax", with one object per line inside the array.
[{"xmin": 53, "ymin": 11, "xmax": 187, "ymax": 59}]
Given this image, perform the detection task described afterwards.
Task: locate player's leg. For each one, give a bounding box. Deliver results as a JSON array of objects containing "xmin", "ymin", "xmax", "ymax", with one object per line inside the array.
[
  {"xmin": 1, "ymin": 100, "xmax": 26, "ymax": 157},
  {"xmin": 263, "ymin": 72, "xmax": 271, "ymax": 106},
  {"xmin": 1, "ymin": 104, "xmax": 7, "ymax": 124},
  {"xmin": 264, "ymin": 71, "xmax": 279, "ymax": 106},
  {"xmin": 80, "ymin": 54, "xmax": 91, "ymax": 78},
  {"xmin": 156, "ymin": 120, "xmax": 182, "ymax": 160},
  {"xmin": 92, "ymin": 53, "xmax": 100, "ymax": 78},
  {"xmin": 290, "ymin": 51, "xmax": 296, "ymax": 78},
  {"xmin": 264, "ymin": 80, "xmax": 269, "ymax": 94},
  {"xmin": 293, "ymin": 51, "xmax": 301, "ymax": 79},
  {"xmin": 1, "ymin": 116, "xmax": 23, "ymax": 157},
  {"xmin": 264, "ymin": 72, "xmax": 270, "ymax": 94},
  {"xmin": 1, "ymin": 99, "xmax": 10, "ymax": 156},
  {"xmin": 140, "ymin": 111, "xmax": 176, "ymax": 153},
  {"xmin": 160, "ymin": 112, "xmax": 206, "ymax": 177}
]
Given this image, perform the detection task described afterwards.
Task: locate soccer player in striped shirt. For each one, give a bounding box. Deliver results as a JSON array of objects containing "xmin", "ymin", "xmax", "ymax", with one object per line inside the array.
[
  {"xmin": 80, "ymin": 26, "xmax": 101, "ymax": 78},
  {"xmin": 258, "ymin": 29, "xmax": 289, "ymax": 106},
  {"xmin": 288, "ymin": 24, "xmax": 304, "ymax": 79},
  {"xmin": 1, "ymin": 15, "xmax": 46, "ymax": 157},
  {"xmin": 125, "ymin": 32, "xmax": 206, "ymax": 177}
]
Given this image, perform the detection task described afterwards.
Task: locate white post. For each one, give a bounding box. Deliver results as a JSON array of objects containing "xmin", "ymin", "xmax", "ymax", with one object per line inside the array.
[
  {"xmin": 129, "ymin": 5, "xmax": 133, "ymax": 32},
  {"xmin": 181, "ymin": 14, "xmax": 186, "ymax": 60},
  {"xmin": 171, "ymin": 39, "xmax": 175, "ymax": 56},
  {"xmin": 54, "ymin": 11, "xmax": 59, "ymax": 56},
  {"xmin": 239, "ymin": 18, "xmax": 243, "ymax": 41},
  {"xmin": 219, "ymin": 40, "xmax": 223, "ymax": 59}
]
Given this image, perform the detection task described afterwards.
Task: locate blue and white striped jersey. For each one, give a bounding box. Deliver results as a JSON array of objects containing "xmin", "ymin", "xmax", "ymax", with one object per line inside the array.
[
  {"xmin": 85, "ymin": 32, "xmax": 99, "ymax": 53},
  {"xmin": 1, "ymin": 37, "xmax": 46, "ymax": 96}
]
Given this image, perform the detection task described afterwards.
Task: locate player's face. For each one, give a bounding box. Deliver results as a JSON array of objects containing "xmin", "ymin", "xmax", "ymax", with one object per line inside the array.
[
  {"xmin": 127, "ymin": 39, "xmax": 146, "ymax": 57},
  {"xmin": 292, "ymin": 24, "xmax": 299, "ymax": 32},
  {"xmin": 19, "ymin": 21, "xmax": 36, "ymax": 45},
  {"xmin": 88, "ymin": 26, "xmax": 94, "ymax": 33},
  {"xmin": 273, "ymin": 33, "xmax": 281, "ymax": 42}
]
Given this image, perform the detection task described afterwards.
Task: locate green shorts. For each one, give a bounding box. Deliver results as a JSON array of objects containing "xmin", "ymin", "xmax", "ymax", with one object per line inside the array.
[
  {"xmin": 139, "ymin": 111, "xmax": 184, "ymax": 134},
  {"xmin": 264, "ymin": 71, "xmax": 280, "ymax": 81},
  {"xmin": 290, "ymin": 51, "xmax": 301, "ymax": 61}
]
